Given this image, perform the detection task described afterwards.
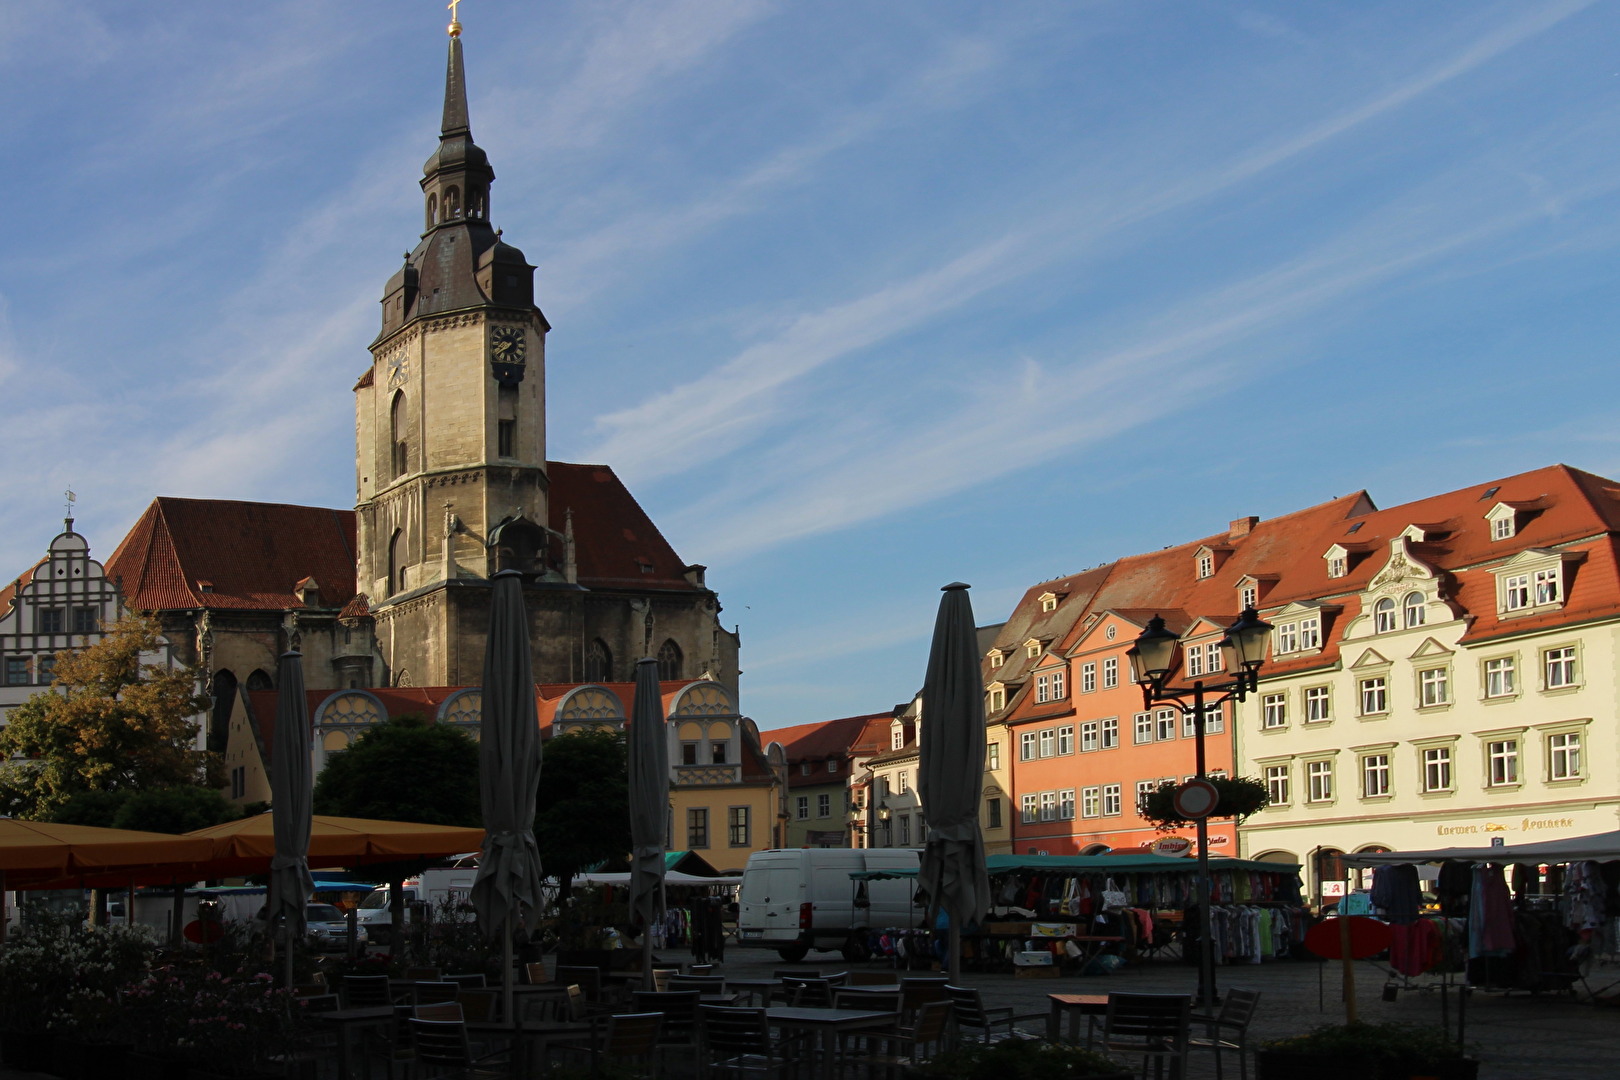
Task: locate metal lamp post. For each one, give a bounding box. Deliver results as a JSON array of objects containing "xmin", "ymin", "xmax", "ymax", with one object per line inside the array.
[{"xmin": 1128, "ymin": 606, "xmax": 1271, "ymax": 1009}]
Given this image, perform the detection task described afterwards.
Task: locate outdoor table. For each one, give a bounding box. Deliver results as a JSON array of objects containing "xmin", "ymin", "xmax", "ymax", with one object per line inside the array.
[
  {"xmin": 502, "ymin": 982, "xmax": 573, "ymax": 1022},
  {"xmin": 314, "ymin": 1004, "xmax": 396, "ymax": 1080},
  {"xmin": 765, "ymin": 1007, "xmax": 895, "ymax": 1080},
  {"xmin": 1047, "ymin": 993, "xmax": 1108, "ymax": 1046},
  {"xmin": 468, "ymin": 1017, "xmax": 597, "ymax": 1080}
]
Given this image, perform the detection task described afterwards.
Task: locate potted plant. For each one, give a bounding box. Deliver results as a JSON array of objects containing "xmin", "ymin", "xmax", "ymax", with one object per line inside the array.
[
  {"xmin": 120, "ymin": 963, "xmax": 302, "ymax": 1079},
  {"xmin": 1138, "ymin": 776, "xmax": 1271, "ymax": 830},
  {"xmin": 909, "ymin": 1038, "xmax": 1134, "ymax": 1080},
  {"xmin": 1257, "ymin": 1022, "xmax": 1478, "ymax": 1080}
]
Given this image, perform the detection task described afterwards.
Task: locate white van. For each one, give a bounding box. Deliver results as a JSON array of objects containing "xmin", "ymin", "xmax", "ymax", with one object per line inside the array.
[
  {"xmin": 356, "ymin": 866, "xmax": 478, "ymax": 944},
  {"xmin": 737, "ymin": 848, "xmax": 919, "ymax": 962}
]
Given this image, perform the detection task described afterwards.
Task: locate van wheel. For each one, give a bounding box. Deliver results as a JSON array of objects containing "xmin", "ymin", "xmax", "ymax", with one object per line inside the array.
[
  {"xmin": 777, "ymin": 943, "xmax": 809, "ymax": 963},
  {"xmin": 841, "ymin": 938, "xmax": 871, "ymax": 963}
]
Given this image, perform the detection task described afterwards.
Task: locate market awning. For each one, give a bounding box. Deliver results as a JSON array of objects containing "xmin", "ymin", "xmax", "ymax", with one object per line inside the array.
[
  {"xmin": 0, "ymin": 818, "xmax": 214, "ymax": 882},
  {"xmin": 1343, "ymin": 829, "xmax": 1620, "ymax": 868},
  {"xmin": 850, "ymin": 852, "xmax": 1301, "ymax": 881}
]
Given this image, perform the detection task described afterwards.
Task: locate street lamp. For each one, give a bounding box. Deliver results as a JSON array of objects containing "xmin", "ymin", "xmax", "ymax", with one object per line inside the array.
[{"xmin": 1128, "ymin": 606, "xmax": 1271, "ymax": 1008}]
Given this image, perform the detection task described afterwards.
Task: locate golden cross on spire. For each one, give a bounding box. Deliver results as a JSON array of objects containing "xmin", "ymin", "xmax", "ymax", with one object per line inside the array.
[{"xmin": 447, "ymin": 0, "xmax": 463, "ymax": 37}]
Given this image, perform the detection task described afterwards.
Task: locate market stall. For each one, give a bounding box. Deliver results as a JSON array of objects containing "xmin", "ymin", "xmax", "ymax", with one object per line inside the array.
[{"xmin": 852, "ymin": 851, "xmax": 1306, "ymax": 973}]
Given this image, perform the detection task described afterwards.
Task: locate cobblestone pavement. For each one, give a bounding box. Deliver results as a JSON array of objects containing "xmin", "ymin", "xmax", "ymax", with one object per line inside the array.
[{"xmin": 6, "ymin": 946, "xmax": 1617, "ymax": 1079}]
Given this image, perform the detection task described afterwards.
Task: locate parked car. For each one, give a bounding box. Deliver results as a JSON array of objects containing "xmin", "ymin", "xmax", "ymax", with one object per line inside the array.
[
  {"xmin": 737, "ymin": 848, "xmax": 919, "ymax": 962},
  {"xmin": 254, "ymin": 903, "xmax": 367, "ymax": 951}
]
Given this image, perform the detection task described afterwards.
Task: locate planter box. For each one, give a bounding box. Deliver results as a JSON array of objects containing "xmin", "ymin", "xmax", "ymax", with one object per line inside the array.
[{"xmin": 1257, "ymin": 1051, "xmax": 1479, "ymax": 1080}]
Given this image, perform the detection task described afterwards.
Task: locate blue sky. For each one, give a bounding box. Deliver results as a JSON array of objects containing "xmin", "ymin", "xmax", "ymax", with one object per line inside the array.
[{"xmin": 5, "ymin": 1, "xmax": 1620, "ymax": 730}]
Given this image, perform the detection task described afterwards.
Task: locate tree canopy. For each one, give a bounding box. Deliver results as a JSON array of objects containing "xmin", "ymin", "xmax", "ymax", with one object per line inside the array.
[
  {"xmin": 312, "ymin": 714, "xmax": 481, "ymax": 827},
  {"xmin": 0, "ymin": 613, "xmax": 213, "ymax": 820},
  {"xmin": 533, "ymin": 727, "xmax": 632, "ymax": 882}
]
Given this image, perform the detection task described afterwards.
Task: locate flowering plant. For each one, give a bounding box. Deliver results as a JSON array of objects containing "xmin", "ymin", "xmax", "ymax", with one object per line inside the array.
[
  {"xmin": 0, "ymin": 904, "xmax": 158, "ymax": 1035},
  {"xmin": 120, "ymin": 963, "xmax": 300, "ymax": 1071}
]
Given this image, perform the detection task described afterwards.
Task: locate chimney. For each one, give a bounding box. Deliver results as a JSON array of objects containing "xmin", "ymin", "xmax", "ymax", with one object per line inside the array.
[{"xmin": 1229, "ymin": 516, "xmax": 1259, "ymax": 540}]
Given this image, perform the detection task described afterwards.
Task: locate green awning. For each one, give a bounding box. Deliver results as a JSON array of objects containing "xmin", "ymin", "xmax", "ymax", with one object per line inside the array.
[{"xmin": 850, "ymin": 852, "xmax": 1301, "ymax": 880}]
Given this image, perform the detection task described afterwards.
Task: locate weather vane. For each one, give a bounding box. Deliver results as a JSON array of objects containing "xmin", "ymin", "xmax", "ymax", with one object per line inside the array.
[
  {"xmin": 448, "ymin": 0, "xmax": 463, "ymax": 37},
  {"xmin": 64, "ymin": 488, "xmax": 76, "ymax": 517}
]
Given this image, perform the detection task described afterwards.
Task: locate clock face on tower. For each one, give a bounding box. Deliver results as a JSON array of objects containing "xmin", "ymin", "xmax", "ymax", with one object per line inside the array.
[{"xmin": 490, "ymin": 326, "xmax": 527, "ymax": 385}]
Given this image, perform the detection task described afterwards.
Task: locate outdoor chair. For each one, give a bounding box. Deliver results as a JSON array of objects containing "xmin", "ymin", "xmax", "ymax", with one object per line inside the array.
[
  {"xmin": 633, "ymin": 989, "xmax": 702, "ymax": 1067},
  {"xmin": 557, "ymin": 965, "xmax": 616, "ymax": 1014},
  {"xmin": 697, "ymin": 1005, "xmax": 798, "ymax": 1080},
  {"xmin": 553, "ymin": 1011, "xmax": 664, "ymax": 1078},
  {"xmin": 407, "ymin": 1017, "xmax": 510, "ymax": 1080},
  {"xmin": 689, "ymin": 963, "xmax": 718, "ymax": 976},
  {"xmin": 943, "ymin": 985, "xmax": 1045, "ymax": 1044},
  {"xmin": 415, "ymin": 1001, "xmax": 464, "ymax": 1022},
  {"xmin": 848, "ymin": 999, "xmax": 953, "ymax": 1079},
  {"xmin": 1100, "ymin": 993, "xmax": 1191, "ymax": 1080},
  {"xmin": 413, "ymin": 981, "xmax": 462, "ymax": 1005},
  {"xmin": 848, "ymin": 971, "xmax": 896, "ymax": 986},
  {"xmin": 446, "ymin": 972, "xmax": 487, "ymax": 989},
  {"xmin": 341, "ymin": 974, "xmax": 393, "ymax": 1008},
  {"xmin": 521, "ymin": 962, "xmax": 548, "ymax": 985},
  {"xmin": 456, "ymin": 989, "xmax": 498, "ymax": 1022},
  {"xmin": 832, "ymin": 988, "xmax": 900, "ymax": 1013},
  {"xmin": 1188, "ymin": 988, "xmax": 1262, "ymax": 1080},
  {"xmin": 652, "ymin": 967, "xmax": 681, "ymax": 992},
  {"xmin": 772, "ymin": 968, "xmax": 822, "ymax": 980},
  {"xmin": 785, "ymin": 976, "xmax": 836, "ymax": 1008},
  {"xmin": 670, "ymin": 974, "xmax": 728, "ymax": 994},
  {"xmin": 899, "ymin": 978, "xmax": 950, "ymax": 1019},
  {"xmin": 406, "ymin": 966, "xmax": 443, "ymax": 981}
]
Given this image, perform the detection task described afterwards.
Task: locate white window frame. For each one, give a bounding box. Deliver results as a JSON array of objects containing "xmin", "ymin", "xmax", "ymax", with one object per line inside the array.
[
  {"xmin": 1544, "ymin": 646, "xmax": 1577, "ymax": 689},
  {"xmin": 1058, "ymin": 789, "xmax": 1076, "ymax": 820},
  {"xmin": 1403, "ymin": 592, "xmax": 1426, "ymax": 628},
  {"xmin": 1359, "ymin": 676, "xmax": 1388, "ymax": 716},
  {"xmin": 1102, "ymin": 657, "xmax": 1118, "ymax": 689},
  {"xmin": 1134, "ymin": 712, "xmax": 1153, "ymax": 744},
  {"xmin": 1299, "ymin": 616, "xmax": 1321, "ymax": 650},
  {"xmin": 1198, "ymin": 553, "xmax": 1214, "ymax": 578},
  {"xmin": 1374, "ymin": 598, "xmax": 1398, "ymax": 633},
  {"xmin": 1135, "ymin": 780, "xmax": 1157, "ymax": 812},
  {"xmin": 1040, "ymin": 791, "xmax": 1058, "ymax": 821},
  {"xmin": 1081, "ymin": 786, "xmax": 1101, "ymax": 818},
  {"xmin": 1038, "ymin": 729, "xmax": 1055, "ymax": 758},
  {"xmin": 1305, "ymin": 686, "xmax": 1330, "ymax": 722},
  {"xmin": 986, "ymin": 742, "xmax": 1000, "ymax": 770},
  {"xmin": 1419, "ymin": 667, "xmax": 1449, "ymax": 707},
  {"xmin": 1203, "ymin": 703, "xmax": 1224, "ymax": 735},
  {"xmin": 1205, "ymin": 642, "xmax": 1223, "ymax": 672},
  {"xmin": 1422, "ymin": 747, "xmax": 1453, "ymax": 793},
  {"xmin": 1274, "ymin": 622, "xmax": 1299, "ymax": 655},
  {"xmin": 987, "ymin": 688, "xmax": 1005, "ymax": 713},
  {"xmin": 1534, "ymin": 567, "xmax": 1561, "ymax": 605},
  {"xmin": 1503, "ymin": 574, "xmax": 1531, "ymax": 612},
  {"xmin": 1100, "ymin": 716, "xmax": 1119, "ymax": 749},
  {"xmin": 1036, "ymin": 673, "xmax": 1053, "ymax": 704},
  {"xmin": 1155, "ymin": 708, "xmax": 1177, "ymax": 741},
  {"xmin": 891, "ymin": 726, "xmax": 905, "ymax": 750},
  {"xmin": 1241, "ymin": 585, "xmax": 1257, "ymax": 609},
  {"xmin": 1493, "ymin": 515, "xmax": 1514, "ymax": 541},
  {"xmin": 1020, "ymin": 731, "xmax": 1037, "ymax": 761},
  {"xmin": 1102, "ymin": 784, "xmax": 1122, "ymax": 816},
  {"xmin": 1487, "ymin": 740, "xmax": 1518, "ymax": 787},
  {"xmin": 817, "ymin": 793, "xmax": 831, "ymax": 817},
  {"xmin": 1549, "ymin": 732, "xmax": 1582, "ymax": 780},
  {"xmin": 1185, "ymin": 645, "xmax": 1204, "ymax": 677},
  {"xmin": 1021, "ymin": 794, "xmax": 1038, "ymax": 823},
  {"xmin": 1361, "ymin": 754, "xmax": 1390, "ymax": 798},
  {"xmin": 1264, "ymin": 765, "xmax": 1290, "ymax": 806},
  {"xmin": 1051, "ymin": 669, "xmax": 1066, "ymax": 699},
  {"xmin": 1081, "ymin": 663, "xmax": 1096, "ymax": 694},
  {"xmin": 1262, "ymin": 693, "xmax": 1287, "ymax": 729},
  {"xmin": 1328, "ymin": 556, "xmax": 1347, "ymax": 579},
  {"xmin": 1080, "ymin": 721, "xmax": 1099, "ymax": 753},
  {"xmin": 1057, "ymin": 725, "xmax": 1075, "ymax": 756},
  {"xmin": 1307, "ymin": 760, "xmax": 1334, "ymax": 803},
  {"xmin": 1485, "ymin": 657, "xmax": 1516, "ymax": 698},
  {"xmin": 796, "ymin": 796, "xmax": 809, "ymax": 820}
]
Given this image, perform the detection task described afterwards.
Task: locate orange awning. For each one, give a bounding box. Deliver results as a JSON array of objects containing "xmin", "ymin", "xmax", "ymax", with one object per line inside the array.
[
  {"xmin": 184, "ymin": 813, "xmax": 484, "ymax": 875},
  {"xmin": 0, "ymin": 818, "xmax": 214, "ymax": 881}
]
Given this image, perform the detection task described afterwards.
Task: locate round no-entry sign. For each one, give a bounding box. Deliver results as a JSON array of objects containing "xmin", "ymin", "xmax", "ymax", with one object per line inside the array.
[
  {"xmin": 184, "ymin": 919, "xmax": 225, "ymax": 945},
  {"xmin": 1172, "ymin": 779, "xmax": 1220, "ymax": 819}
]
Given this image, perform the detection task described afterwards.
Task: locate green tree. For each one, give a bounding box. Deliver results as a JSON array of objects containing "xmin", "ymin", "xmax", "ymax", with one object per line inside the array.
[
  {"xmin": 533, "ymin": 727, "xmax": 632, "ymax": 897},
  {"xmin": 0, "ymin": 613, "xmax": 212, "ymax": 820},
  {"xmin": 312, "ymin": 715, "xmax": 481, "ymax": 826},
  {"xmin": 114, "ymin": 785, "xmax": 243, "ymax": 833},
  {"xmin": 312, "ymin": 715, "xmax": 481, "ymax": 952}
]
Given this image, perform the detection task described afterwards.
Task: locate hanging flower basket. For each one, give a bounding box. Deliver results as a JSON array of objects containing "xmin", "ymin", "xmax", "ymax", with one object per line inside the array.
[{"xmin": 1138, "ymin": 776, "xmax": 1270, "ymax": 831}]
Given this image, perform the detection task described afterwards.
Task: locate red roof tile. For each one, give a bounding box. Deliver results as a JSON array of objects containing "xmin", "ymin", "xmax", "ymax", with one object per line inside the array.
[
  {"xmin": 107, "ymin": 498, "xmax": 358, "ymax": 613},
  {"xmin": 548, "ymin": 463, "xmax": 698, "ymax": 591},
  {"xmin": 0, "ymin": 557, "xmax": 45, "ymax": 620}
]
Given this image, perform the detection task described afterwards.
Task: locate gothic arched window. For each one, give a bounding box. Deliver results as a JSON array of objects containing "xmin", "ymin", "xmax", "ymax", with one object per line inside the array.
[
  {"xmin": 245, "ymin": 669, "xmax": 273, "ymax": 692},
  {"xmin": 391, "ymin": 393, "xmax": 409, "ymax": 478},
  {"xmin": 389, "ymin": 529, "xmax": 407, "ymax": 597},
  {"xmin": 427, "ymin": 192, "xmax": 439, "ymax": 228},
  {"xmin": 657, "ymin": 639, "xmax": 683, "ymax": 681},
  {"xmin": 586, "ymin": 639, "xmax": 612, "ymax": 683}
]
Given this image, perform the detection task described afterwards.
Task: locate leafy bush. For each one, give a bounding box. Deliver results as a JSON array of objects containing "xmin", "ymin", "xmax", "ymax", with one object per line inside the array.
[
  {"xmin": 1263, "ymin": 1022, "xmax": 1472, "ymax": 1068},
  {"xmin": 119, "ymin": 962, "xmax": 301, "ymax": 1071},
  {"xmin": 911, "ymin": 1038, "xmax": 1129, "ymax": 1079},
  {"xmin": 0, "ymin": 903, "xmax": 158, "ymax": 1034},
  {"xmin": 1138, "ymin": 776, "xmax": 1270, "ymax": 830}
]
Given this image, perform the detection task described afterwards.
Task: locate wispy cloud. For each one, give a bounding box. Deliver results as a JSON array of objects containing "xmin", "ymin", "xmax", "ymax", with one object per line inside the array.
[{"xmin": 584, "ymin": 1, "xmax": 1591, "ymax": 482}]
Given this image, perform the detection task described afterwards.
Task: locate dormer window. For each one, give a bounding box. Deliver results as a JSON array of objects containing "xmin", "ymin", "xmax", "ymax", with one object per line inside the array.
[
  {"xmin": 1328, "ymin": 557, "xmax": 1346, "ymax": 579},
  {"xmin": 1025, "ymin": 639, "xmax": 1042, "ymax": 659},
  {"xmin": 1494, "ymin": 548, "xmax": 1579, "ymax": 617},
  {"xmin": 987, "ymin": 650, "xmax": 1004, "ymax": 669},
  {"xmin": 1039, "ymin": 592, "xmax": 1060, "ymax": 613},
  {"xmin": 1493, "ymin": 517, "xmax": 1514, "ymax": 541},
  {"xmin": 987, "ymin": 686, "xmax": 1005, "ymax": 713},
  {"xmin": 1241, "ymin": 585, "xmax": 1257, "ymax": 609},
  {"xmin": 891, "ymin": 725, "xmax": 905, "ymax": 751},
  {"xmin": 1485, "ymin": 502, "xmax": 1522, "ymax": 542},
  {"xmin": 1197, "ymin": 552, "xmax": 1214, "ymax": 579}
]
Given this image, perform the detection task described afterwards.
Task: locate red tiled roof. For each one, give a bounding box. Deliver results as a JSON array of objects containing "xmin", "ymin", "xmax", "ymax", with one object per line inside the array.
[
  {"xmin": 548, "ymin": 463, "xmax": 697, "ymax": 591},
  {"xmin": 338, "ymin": 594, "xmax": 372, "ymax": 619},
  {"xmin": 0, "ymin": 557, "xmax": 45, "ymax": 620},
  {"xmin": 762, "ymin": 713, "xmax": 886, "ymax": 762},
  {"xmin": 107, "ymin": 498, "xmax": 358, "ymax": 613}
]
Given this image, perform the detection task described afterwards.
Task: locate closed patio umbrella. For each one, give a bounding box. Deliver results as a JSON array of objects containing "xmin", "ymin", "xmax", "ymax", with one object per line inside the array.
[
  {"xmin": 469, "ymin": 570, "xmax": 544, "ymax": 1022},
  {"xmin": 269, "ymin": 650, "xmax": 316, "ymax": 985},
  {"xmin": 917, "ymin": 582, "xmax": 992, "ymax": 985},
  {"xmin": 627, "ymin": 657, "xmax": 669, "ymax": 988}
]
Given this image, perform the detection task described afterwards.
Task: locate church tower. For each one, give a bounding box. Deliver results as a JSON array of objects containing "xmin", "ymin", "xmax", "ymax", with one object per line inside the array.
[{"xmin": 355, "ymin": 22, "xmax": 560, "ymax": 686}]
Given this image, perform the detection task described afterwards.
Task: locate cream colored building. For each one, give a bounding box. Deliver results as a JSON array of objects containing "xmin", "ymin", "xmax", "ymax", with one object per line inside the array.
[{"xmin": 1234, "ymin": 466, "xmax": 1620, "ymax": 902}]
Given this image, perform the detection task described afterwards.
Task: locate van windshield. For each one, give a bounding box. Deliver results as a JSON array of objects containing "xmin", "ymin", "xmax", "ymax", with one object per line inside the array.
[{"xmin": 359, "ymin": 891, "xmax": 388, "ymax": 910}]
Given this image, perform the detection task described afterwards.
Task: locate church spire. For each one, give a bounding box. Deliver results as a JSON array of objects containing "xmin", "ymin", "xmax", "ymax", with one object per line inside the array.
[{"xmin": 441, "ymin": 28, "xmax": 471, "ymax": 138}]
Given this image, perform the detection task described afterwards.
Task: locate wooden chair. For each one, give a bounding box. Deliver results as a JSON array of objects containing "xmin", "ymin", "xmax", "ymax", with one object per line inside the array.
[
  {"xmin": 554, "ymin": 1012, "xmax": 664, "ymax": 1078},
  {"xmin": 832, "ymin": 988, "xmax": 900, "ymax": 1013},
  {"xmin": 899, "ymin": 978, "xmax": 949, "ymax": 1019},
  {"xmin": 521, "ymin": 962, "xmax": 548, "ymax": 985},
  {"xmin": 340, "ymin": 974, "xmax": 393, "ymax": 1008},
  {"xmin": 688, "ymin": 963, "xmax": 717, "ymax": 976},
  {"xmin": 1189, "ymin": 988, "xmax": 1262, "ymax": 1080},
  {"xmin": 784, "ymin": 976, "xmax": 835, "ymax": 1008},
  {"xmin": 698, "ymin": 1005, "xmax": 797, "ymax": 1080},
  {"xmin": 942, "ymin": 985, "xmax": 1044, "ymax": 1044},
  {"xmin": 848, "ymin": 971, "xmax": 896, "ymax": 986},
  {"xmin": 1100, "ymin": 993, "xmax": 1191, "ymax": 1080},
  {"xmin": 556, "ymin": 965, "xmax": 605, "ymax": 1003},
  {"xmin": 632, "ymin": 989, "xmax": 701, "ymax": 1067},
  {"xmin": 849, "ymin": 999, "xmax": 952, "ymax": 1079},
  {"xmin": 408, "ymin": 1017, "xmax": 509, "ymax": 1079},
  {"xmin": 413, "ymin": 981, "xmax": 461, "ymax": 1005},
  {"xmin": 414, "ymin": 1001, "xmax": 464, "ymax": 1022},
  {"xmin": 652, "ymin": 967, "xmax": 680, "ymax": 992},
  {"xmin": 456, "ymin": 989, "xmax": 499, "ymax": 1022}
]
